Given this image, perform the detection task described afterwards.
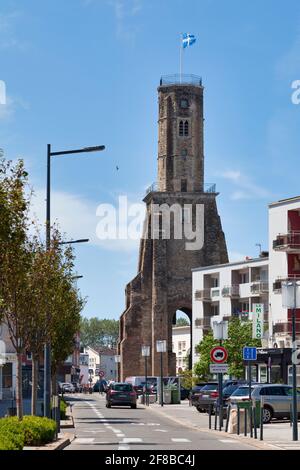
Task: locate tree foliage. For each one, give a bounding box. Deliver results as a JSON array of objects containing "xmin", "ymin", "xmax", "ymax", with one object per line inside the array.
[
  {"xmin": 80, "ymin": 317, "xmax": 119, "ymax": 349},
  {"xmin": 194, "ymin": 317, "xmax": 262, "ymax": 380}
]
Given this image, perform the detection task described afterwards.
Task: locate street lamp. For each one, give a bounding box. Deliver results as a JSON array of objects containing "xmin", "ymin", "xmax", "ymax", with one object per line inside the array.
[
  {"xmin": 141, "ymin": 346, "xmax": 150, "ymax": 406},
  {"xmin": 114, "ymin": 355, "xmax": 121, "ymax": 382},
  {"xmin": 44, "ymin": 144, "xmax": 105, "ymax": 418},
  {"xmin": 59, "ymin": 239, "xmax": 90, "ymax": 245},
  {"xmin": 156, "ymin": 340, "xmax": 166, "ymax": 407},
  {"xmin": 282, "ymin": 280, "xmax": 300, "ymax": 441}
]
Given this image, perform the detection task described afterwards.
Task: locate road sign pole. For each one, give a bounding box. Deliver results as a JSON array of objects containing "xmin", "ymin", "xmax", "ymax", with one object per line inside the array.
[{"xmin": 218, "ymin": 372, "xmax": 223, "ymax": 430}]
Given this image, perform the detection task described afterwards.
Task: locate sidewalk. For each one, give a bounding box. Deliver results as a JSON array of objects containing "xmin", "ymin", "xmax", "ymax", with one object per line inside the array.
[{"xmin": 146, "ymin": 400, "xmax": 300, "ymax": 450}]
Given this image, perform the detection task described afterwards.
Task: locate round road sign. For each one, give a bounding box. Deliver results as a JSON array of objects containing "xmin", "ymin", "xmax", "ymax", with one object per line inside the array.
[{"xmin": 210, "ymin": 346, "xmax": 228, "ymax": 364}]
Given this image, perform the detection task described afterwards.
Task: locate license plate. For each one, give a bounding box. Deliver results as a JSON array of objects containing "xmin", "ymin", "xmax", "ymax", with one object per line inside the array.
[
  {"xmin": 202, "ymin": 394, "xmax": 209, "ymax": 398},
  {"xmin": 118, "ymin": 394, "xmax": 127, "ymax": 398}
]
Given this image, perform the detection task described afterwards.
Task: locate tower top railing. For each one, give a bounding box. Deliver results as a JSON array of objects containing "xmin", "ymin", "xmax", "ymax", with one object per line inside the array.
[
  {"xmin": 159, "ymin": 74, "xmax": 202, "ymax": 87},
  {"xmin": 145, "ymin": 182, "xmax": 216, "ymax": 196}
]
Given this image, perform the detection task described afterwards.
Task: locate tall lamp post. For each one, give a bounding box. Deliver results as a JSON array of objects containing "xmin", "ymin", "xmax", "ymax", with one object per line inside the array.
[
  {"xmin": 156, "ymin": 340, "xmax": 166, "ymax": 407},
  {"xmin": 44, "ymin": 144, "xmax": 105, "ymax": 418},
  {"xmin": 141, "ymin": 346, "xmax": 150, "ymax": 406},
  {"xmin": 114, "ymin": 355, "xmax": 121, "ymax": 382},
  {"xmin": 282, "ymin": 280, "xmax": 300, "ymax": 441}
]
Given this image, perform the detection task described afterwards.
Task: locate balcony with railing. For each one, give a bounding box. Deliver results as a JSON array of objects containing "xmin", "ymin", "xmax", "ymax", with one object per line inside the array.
[
  {"xmin": 194, "ymin": 289, "xmax": 211, "ymax": 301},
  {"xmin": 194, "ymin": 317, "xmax": 212, "ymax": 329},
  {"xmin": 160, "ymin": 74, "xmax": 202, "ymax": 87},
  {"xmin": 273, "ymin": 321, "xmax": 300, "ymax": 334},
  {"xmin": 272, "ymin": 275, "xmax": 300, "ymax": 293},
  {"xmin": 273, "ymin": 232, "xmax": 300, "ymax": 252},
  {"xmin": 250, "ymin": 281, "xmax": 269, "ymax": 295},
  {"xmin": 221, "ymin": 285, "xmax": 240, "ymax": 298},
  {"xmin": 145, "ymin": 182, "xmax": 217, "ymax": 196}
]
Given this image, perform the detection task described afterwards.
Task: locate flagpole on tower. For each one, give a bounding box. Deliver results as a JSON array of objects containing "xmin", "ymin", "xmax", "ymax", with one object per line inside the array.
[{"xmin": 179, "ymin": 33, "xmax": 182, "ymax": 84}]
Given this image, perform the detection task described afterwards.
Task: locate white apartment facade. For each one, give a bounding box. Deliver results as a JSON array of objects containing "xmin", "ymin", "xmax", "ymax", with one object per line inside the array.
[
  {"xmin": 172, "ymin": 325, "xmax": 191, "ymax": 373},
  {"xmin": 192, "ymin": 257, "xmax": 269, "ymax": 366},
  {"xmin": 269, "ymin": 195, "xmax": 300, "ymax": 348}
]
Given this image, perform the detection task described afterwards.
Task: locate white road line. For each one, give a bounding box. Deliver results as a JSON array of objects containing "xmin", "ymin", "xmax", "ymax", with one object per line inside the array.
[
  {"xmin": 219, "ymin": 439, "xmax": 238, "ymax": 443},
  {"xmin": 171, "ymin": 438, "xmax": 191, "ymax": 443},
  {"xmin": 122, "ymin": 438, "xmax": 143, "ymax": 443},
  {"xmin": 116, "ymin": 434, "xmax": 125, "ymax": 437},
  {"xmin": 75, "ymin": 438, "xmax": 95, "ymax": 444},
  {"xmin": 155, "ymin": 429, "xmax": 167, "ymax": 433},
  {"xmin": 118, "ymin": 445, "xmax": 130, "ymax": 450}
]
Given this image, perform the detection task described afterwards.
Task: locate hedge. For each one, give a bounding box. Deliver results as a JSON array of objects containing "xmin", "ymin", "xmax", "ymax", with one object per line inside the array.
[
  {"xmin": 60, "ymin": 399, "xmax": 67, "ymax": 420},
  {"xmin": 0, "ymin": 416, "xmax": 56, "ymax": 450}
]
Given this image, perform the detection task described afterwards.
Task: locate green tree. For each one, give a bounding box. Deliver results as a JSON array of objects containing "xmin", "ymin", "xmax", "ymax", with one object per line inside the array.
[
  {"xmin": 176, "ymin": 317, "xmax": 190, "ymax": 327},
  {"xmin": 194, "ymin": 318, "xmax": 262, "ymax": 380},
  {"xmin": 0, "ymin": 157, "xmax": 31, "ymax": 420},
  {"xmin": 80, "ymin": 317, "xmax": 119, "ymax": 349}
]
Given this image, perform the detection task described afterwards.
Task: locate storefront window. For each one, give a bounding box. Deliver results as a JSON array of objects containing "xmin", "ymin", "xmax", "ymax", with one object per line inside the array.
[
  {"xmin": 259, "ymin": 365, "xmax": 267, "ymax": 383},
  {"xmin": 288, "ymin": 366, "xmax": 300, "ymax": 386}
]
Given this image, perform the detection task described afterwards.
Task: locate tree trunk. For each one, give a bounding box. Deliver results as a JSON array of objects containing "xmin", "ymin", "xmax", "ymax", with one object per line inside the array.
[
  {"xmin": 31, "ymin": 356, "xmax": 38, "ymax": 416},
  {"xmin": 16, "ymin": 352, "xmax": 23, "ymax": 420}
]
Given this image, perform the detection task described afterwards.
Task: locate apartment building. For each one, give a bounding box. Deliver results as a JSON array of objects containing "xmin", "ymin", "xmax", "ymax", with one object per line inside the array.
[
  {"xmin": 192, "ymin": 256, "xmax": 269, "ymax": 366},
  {"xmin": 172, "ymin": 325, "xmax": 191, "ymax": 373},
  {"xmin": 269, "ymin": 195, "xmax": 300, "ymax": 348}
]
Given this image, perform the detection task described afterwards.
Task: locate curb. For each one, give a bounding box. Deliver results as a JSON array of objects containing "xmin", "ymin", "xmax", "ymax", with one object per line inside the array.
[
  {"xmin": 60, "ymin": 415, "xmax": 74, "ymax": 429},
  {"xmin": 146, "ymin": 405, "xmax": 283, "ymax": 451},
  {"xmin": 23, "ymin": 433, "xmax": 75, "ymax": 451}
]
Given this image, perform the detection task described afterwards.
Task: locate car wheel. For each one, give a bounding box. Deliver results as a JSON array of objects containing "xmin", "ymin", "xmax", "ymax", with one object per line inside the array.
[
  {"xmin": 131, "ymin": 404, "xmax": 137, "ymax": 409},
  {"xmin": 263, "ymin": 406, "xmax": 273, "ymax": 424},
  {"xmin": 106, "ymin": 403, "xmax": 111, "ymax": 408}
]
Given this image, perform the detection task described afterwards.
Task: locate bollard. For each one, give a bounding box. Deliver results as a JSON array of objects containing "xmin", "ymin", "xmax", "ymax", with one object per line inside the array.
[
  {"xmin": 253, "ymin": 407, "xmax": 257, "ymax": 439},
  {"xmin": 208, "ymin": 404, "xmax": 212, "ymax": 429},
  {"xmin": 250, "ymin": 404, "xmax": 253, "ymax": 438},
  {"xmin": 237, "ymin": 406, "xmax": 240, "ymax": 435},
  {"xmin": 219, "ymin": 400, "xmax": 223, "ymax": 432},
  {"xmin": 244, "ymin": 408, "xmax": 247, "ymax": 436},
  {"xmin": 260, "ymin": 404, "xmax": 264, "ymax": 441},
  {"xmin": 214, "ymin": 405, "xmax": 218, "ymax": 430},
  {"xmin": 290, "ymin": 403, "xmax": 293, "ymax": 427},
  {"xmin": 225, "ymin": 404, "xmax": 231, "ymax": 433}
]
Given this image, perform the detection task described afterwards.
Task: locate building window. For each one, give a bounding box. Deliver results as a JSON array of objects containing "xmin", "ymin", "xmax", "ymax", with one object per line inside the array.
[
  {"xmin": 181, "ymin": 179, "xmax": 187, "ymax": 192},
  {"xmin": 179, "ymin": 120, "xmax": 184, "ymax": 136},
  {"xmin": 184, "ymin": 120, "xmax": 189, "ymax": 136},
  {"xmin": 181, "ymin": 148, "xmax": 188, "ymax": 157},
  {"xmin": 180, "ymin": 99, "xmax": 189, "ymax": 109}
]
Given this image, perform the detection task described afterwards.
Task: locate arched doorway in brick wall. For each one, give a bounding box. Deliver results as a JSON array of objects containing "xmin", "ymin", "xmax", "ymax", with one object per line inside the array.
[{"xmin": 171, "ymin": 309, "xmax": 192, "ymax": 373}]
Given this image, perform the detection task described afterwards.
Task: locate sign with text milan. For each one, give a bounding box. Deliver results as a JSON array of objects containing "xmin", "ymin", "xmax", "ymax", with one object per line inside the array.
[
  {"xmin": 210, "ymin": 346, "xmax": 228, "ymax": 364},
  {"xmin": 252, "ymin": 303, "xmax": 264, "ymax": 339}
]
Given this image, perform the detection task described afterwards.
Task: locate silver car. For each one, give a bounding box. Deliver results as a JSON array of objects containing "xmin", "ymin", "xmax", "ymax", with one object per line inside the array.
[{"xmin": 229, "ymin": 384, "xmax": 300, "ymax": 423}]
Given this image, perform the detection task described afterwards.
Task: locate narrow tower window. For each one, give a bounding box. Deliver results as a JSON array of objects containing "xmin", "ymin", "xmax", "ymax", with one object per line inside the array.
[
  {"xmin": 179, "ymin": 120, "xmax": 184, "ymax": 136},
  {"xmin": 184, "ymin": 120, "xmax": 189, "ymax": 136}
]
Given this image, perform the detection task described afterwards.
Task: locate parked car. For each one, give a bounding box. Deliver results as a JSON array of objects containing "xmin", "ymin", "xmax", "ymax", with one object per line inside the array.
[
  {"xmin": 59, "ymin": 382, "xmax": 75, "ymax": 393},
  {"xmin": 228, "ymin": 383, "xmax": 300, "ymax": 423},
  {"xmin": 190, "ymin": 382, "xmax": 217, "ymax": 407},
  {"xmin": 133, "ymin": 382, "xmax": 155, "ymax": 396},
  {"xmin": 194, "ymin": 383, "xmax": 219, "ymax": 413},
  {"xmin": 106, "ymin": 382, "xmax": 137, "ymax": 409}
]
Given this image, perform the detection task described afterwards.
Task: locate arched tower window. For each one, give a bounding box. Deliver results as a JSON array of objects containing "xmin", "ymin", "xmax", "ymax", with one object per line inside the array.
[
  {"xmin": 179, "ymin": 120, "xmax": 184, "ymax": 136},
  {"xmin": 184, "ymin": 120, "xmax": 189, "ymax": 136}
]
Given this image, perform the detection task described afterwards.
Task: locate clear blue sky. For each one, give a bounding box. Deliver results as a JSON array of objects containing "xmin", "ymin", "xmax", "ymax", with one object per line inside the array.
[{"xmin": 1, "ymin": 0, "xmax": 300, "ymax": 319}]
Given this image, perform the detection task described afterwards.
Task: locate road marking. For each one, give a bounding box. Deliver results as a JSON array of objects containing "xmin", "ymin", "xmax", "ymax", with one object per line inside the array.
[
  {"xmin": 117, "ymin": 434, "xmax": 125, "ymax": 437},
  {"xmin": 82, "ymin": 430, "xmax": 105, "ymax": 434},
  {"xmin": 122, "ymin": 438, "xmax": 143, "ymax": 443},
  {"xmin": 75, "ymin": 438, "xmax": 95, "ymax": 444},
  {"xmin": 118, "ymin": 445, "xmax": 130, "ymax": 450},
  {"xmin": 155, "ymin": 429, "xmax": 167, "ymax": 432},
  {"xmin": 171, "ymin": 438, "xmax": 191, "ymax": 443},
  {"xmin": 219, "ymin": 439, "xmax": 238, "ymax": 443}
]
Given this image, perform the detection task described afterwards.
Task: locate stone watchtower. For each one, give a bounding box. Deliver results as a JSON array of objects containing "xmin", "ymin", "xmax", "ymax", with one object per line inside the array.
[{"xmin": 119, "ymin": 75, "xmax": 228, "ymax": 379}]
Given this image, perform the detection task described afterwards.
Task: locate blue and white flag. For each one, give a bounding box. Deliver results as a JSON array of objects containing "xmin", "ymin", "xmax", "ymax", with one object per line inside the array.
[{"xmin": 182, "ymin": 33, "xmax": 196, "ymax": 49}]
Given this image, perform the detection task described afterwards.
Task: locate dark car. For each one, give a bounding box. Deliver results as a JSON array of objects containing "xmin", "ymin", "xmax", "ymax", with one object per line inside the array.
[
  {"xmin": 180, "ymin": 387, "xmax": 191, "ymax": 400},
  {"xmin": 106, "ymin": 382, "xmax": 137, "ymax": 409},
  {"xmin": 215, "ymin": 380, "xmax": 248, "ymax": 416},
  {"xmin": 134, "ymin": 382, "xmax": 155, "ymax": 396},
  {"xmin": 194, "ymin": 383, "xmax": 219, "ymax": 413},
  {"xmin": 190, "ymin": 382, "xmax": 217, "ymax": 407}
]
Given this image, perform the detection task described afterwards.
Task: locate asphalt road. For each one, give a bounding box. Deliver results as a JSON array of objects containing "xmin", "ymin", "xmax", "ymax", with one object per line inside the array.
[{"xmin": 64, "ymin": 394, "xmax": 258, "ymax": 451}]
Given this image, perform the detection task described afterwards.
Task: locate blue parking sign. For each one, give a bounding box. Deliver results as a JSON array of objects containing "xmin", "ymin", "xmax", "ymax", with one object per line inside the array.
[{"xmin": 243, "ymin": 346, "xmax": 257, "ymax": 361}]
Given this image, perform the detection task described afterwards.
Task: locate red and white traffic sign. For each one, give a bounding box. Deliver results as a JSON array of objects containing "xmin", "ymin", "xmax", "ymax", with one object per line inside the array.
[
  {"xmin": 210, "ymin": 346, "xmax": 228, "ymax": 364},
  {"xmin": 99, "ymin": 371, "xmax": 105, "ymax": 378}
]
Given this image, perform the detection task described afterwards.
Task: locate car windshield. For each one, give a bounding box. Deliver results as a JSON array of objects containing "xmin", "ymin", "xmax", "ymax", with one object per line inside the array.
[
  {"xmin": 223, "ymin": 384, "xmax": 239, "ymax": 395},
  {"xmin": 113, "ymin": 384, "xmax": 133, "ymax": 392},
  {"xmin": 231, "ymin": 386, "xmax": 254, "ymax": 396}
]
